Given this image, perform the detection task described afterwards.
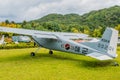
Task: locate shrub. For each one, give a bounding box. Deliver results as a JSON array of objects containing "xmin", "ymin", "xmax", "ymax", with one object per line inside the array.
[{"xmin": 0, "ymin": 42, "xmax": 37, "ymax": 49}]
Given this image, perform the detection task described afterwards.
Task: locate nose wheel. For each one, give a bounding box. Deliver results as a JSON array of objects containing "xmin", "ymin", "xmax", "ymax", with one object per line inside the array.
[
  {"xmin": 49, "ymin": 50, "xmax": 53, "ymax": 55},
  {"xmin": 30, "ymin": 47, "xmax": 41, "ymax": 56}
]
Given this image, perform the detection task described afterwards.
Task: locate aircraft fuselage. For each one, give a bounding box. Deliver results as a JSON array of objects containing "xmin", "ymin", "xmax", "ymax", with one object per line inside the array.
[{"xmin": 32, "ymin": 36, "xmax": 94, "ymax": 55}]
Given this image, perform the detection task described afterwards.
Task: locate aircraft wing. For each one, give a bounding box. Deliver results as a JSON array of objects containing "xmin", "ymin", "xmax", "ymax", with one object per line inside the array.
[
  {"xmin": 86, "ymin": 52, "xmax": 113, "ymax": 60},
  {"xmin": 54, "ymin": 32, "xmax": 88, "ymax": 39},
  {"xmin": 0, "ymin": 26, "xmax": 88, "ymax": 39}
]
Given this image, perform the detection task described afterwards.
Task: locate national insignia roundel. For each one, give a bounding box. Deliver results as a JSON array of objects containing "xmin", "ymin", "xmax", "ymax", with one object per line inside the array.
[{"xmin": 65, "ymin": 44, "xmax": 70, "ymax": 50}]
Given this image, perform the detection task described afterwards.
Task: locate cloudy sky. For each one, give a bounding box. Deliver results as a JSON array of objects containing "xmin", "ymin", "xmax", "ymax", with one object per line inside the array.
[{"xmin": 0, "ymin": 0, "xmax": 120, "ymax": 22}]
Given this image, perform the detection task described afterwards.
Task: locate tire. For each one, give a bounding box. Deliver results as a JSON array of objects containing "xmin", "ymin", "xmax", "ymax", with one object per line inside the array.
[
  {"xmin": 115, "ymin": 63, "xmax": 119, "ymax": 66},
  {"xmin": 31, "ymin": 52, "xmax": 35, "ymax": 56},
  {"xmin": 49, "ymin": 50, "xmax": 53, "ymax": 55},
  {"xmin": 113, "ymin": 62, "xmax": 119, "ymax": 66}
]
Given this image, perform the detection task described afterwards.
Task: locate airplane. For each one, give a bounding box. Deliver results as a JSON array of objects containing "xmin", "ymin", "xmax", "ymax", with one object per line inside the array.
[
  {"xmin": 0, "ymin": 26, "xmax": 119, "ymax": 66},
  {"xmin": 0, "ymin": 35, "xmax": 5, "ymax": 45}
]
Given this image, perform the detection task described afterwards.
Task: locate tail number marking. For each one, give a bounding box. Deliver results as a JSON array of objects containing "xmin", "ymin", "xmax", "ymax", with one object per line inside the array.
[{"xmin": 98, "ymin": 43, "xmax": 114, "ymax": 51}]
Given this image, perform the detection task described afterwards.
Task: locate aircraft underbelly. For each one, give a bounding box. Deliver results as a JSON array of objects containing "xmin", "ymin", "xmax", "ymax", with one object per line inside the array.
[
  {"xmin": 32, "ymin": 37, "xmax": 62, "ymax": 50},
  {"xmin": 32, "ymin": 37, "xmax": 95, "ymax": 55}
]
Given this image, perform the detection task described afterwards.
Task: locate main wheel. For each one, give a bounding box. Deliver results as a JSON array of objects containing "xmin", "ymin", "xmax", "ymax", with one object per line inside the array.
[
  {"xmin": 113, "ymin": 62, "xmax": 119, "ymax": 66},
  {"xmin": 49, "ymin": 50, "xmax": 53, "ymax": 55},
  {"xmin": 31, "ymin": 52, "xmax": 35, "ymax": 56}
]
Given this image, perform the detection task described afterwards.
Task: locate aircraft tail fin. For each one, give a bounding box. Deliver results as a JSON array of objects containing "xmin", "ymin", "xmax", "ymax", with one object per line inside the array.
[
  {"xmin": 98, "ymin": 28, "xmax": 118, "ymax": 55},
  {"xmin": 84, "ymin": 28, "xmax": 118, "ymax": 60}
]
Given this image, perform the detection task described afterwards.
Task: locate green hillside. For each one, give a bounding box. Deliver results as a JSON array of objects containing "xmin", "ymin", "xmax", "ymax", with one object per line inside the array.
[
  {"xmin": 1, "ymin": 5, "xmax": 120, "ymax": 37},
  {"xmin": 33, "ymin": 13, "xmax": 81, "ymax": 25},
  {"xmin": 82, "ymin": 5, "xmax": 120, "ymax": 28},
  {"xmin": 29, "ymin": 5, "xmax": 120, "ymax": 28},
  {"xmin": 31, "ymin": 5, "xmax": 120, "ymax": 27}
]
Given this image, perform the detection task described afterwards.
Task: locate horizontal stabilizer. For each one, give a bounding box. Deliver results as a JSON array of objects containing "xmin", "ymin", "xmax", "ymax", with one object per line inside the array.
[{"xmin": 86, "ymin": 52, "xmax": 113, "ymax": 60}]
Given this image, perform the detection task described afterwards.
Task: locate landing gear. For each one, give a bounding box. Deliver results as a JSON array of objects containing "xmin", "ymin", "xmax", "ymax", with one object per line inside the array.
[
  {"xmin": 30, "ymin": 47, "xmax": 41, "ymax": 56},
  {"xmin": 113, "ymin": 62, "xmax": 119, "ymax": 66},
  {"xmin": 31, "ymin": 52, "xmax": 35, "ymax": 56},
  {"xmin": 49, "ymin": 50, "xmax": 53, "ymax": 55}
]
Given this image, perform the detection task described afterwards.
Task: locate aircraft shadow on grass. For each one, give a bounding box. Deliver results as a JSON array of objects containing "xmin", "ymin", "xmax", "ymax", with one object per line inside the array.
[{"xmin": 0, "ymin": 52, "xmax": 114, "ymax": 68}]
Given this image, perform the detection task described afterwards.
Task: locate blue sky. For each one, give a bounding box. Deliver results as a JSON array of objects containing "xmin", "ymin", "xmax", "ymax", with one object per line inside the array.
[{"xmin": 0, "ymin": 0, "xmax": 120, "ymax": 22}]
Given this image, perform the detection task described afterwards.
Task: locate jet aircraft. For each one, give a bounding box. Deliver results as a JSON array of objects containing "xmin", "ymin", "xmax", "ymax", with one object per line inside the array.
[{"xmin": 0, "ymin": 26, "xmax": 119, "ymax": 66}]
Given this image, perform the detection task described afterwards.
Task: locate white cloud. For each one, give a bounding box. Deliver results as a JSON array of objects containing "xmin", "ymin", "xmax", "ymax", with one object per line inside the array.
[{"xmin": 0, "ymin": 0, "xmax": 120, "ymax": 22}]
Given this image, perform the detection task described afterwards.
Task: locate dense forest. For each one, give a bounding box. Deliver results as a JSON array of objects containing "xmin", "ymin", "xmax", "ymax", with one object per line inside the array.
[{"xmin": 0, "ymin": 5, "xmax": 120, "ymax": 37}]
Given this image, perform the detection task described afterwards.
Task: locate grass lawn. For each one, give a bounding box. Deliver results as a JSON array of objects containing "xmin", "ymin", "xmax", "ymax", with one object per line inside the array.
[{"xmin": 0, "ymin": 48, "xmax": 120, "ymax": 80}]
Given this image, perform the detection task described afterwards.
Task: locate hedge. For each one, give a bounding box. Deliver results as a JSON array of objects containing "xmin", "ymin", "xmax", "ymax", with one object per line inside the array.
[{"xmin": 0, "ymin": 42, "xmax": 37, "ymax": 49}]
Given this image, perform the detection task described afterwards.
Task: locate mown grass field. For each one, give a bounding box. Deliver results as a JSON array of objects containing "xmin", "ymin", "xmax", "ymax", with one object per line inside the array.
[{"xmin": 0, "ymin": 48, "xmax": 120, "ymax": 80}]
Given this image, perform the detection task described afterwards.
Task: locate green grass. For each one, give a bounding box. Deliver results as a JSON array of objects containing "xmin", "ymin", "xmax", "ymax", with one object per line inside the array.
[{"xmin": 0, "ymin": 48, "xmax": 120, "ymax": 80}]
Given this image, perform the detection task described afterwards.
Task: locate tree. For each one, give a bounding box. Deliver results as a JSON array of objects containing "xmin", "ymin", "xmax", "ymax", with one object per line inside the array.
[
  {"xmin": 31, "ymin": 22, "xmax": 37, "ymax": 30},
  {"xmin": 11, "ymin": 21, "xmax": 15, "ymax": 24},
  {"xmin": 21, "ymin": 20, "xmax": 27, "ymax": 28},
  {"xmin": 71, "ymin": 28, "xmax": 79, "ymax": 33},
  {"xmin": 84, "ymin": 29, "xmax": 90, "ymax": 35},
  {"xmin": 92, "ymin": 27, "xmax": 103, "ymax": 37},
  {"xmin": 23, "ymin": 20, "xmax": 27, "ymax": 25},
  {"xmin": 5, "ymin": 20, "xmax": 9, "ymax": 24},
  {"xmin": 115, "ymin": 24, "xmax": 120, "ymax": 34}
]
